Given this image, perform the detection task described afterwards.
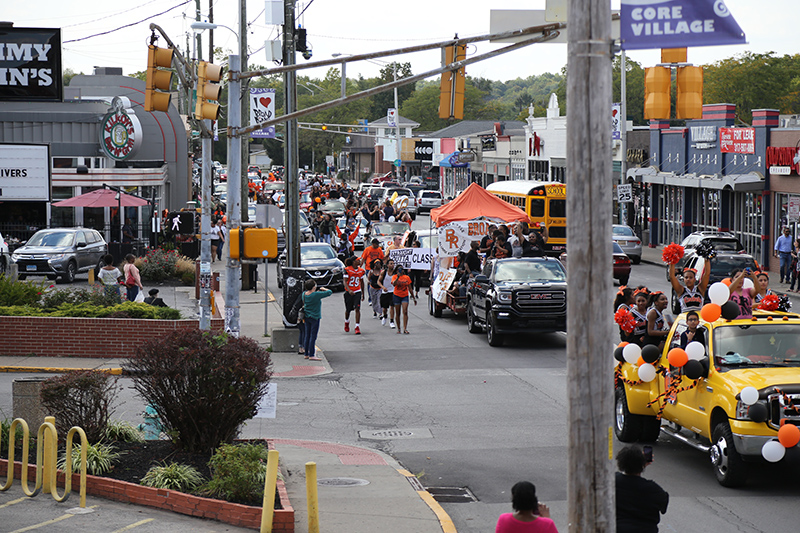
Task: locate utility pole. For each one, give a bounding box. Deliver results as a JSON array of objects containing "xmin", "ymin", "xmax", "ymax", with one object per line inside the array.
[
  {"xmin": 199, "ymin": 119, "xmax": 212, "ymax": 330},
  {"xmin": 208, "ymin": 0, "xmax": 214, "ymax": 64},
  {"xmin": 566, "ymin": 0, "xmax": 615, "ymax": 531},
  {"xmin": 226, "ymin": 53, "xmax": 242, "ymax": 336},
  {"xmin": 393, "ymin": 63, "xmax": 401, "ymax": 181},
  {"xmin": 283, "ymin": 0, "xmax": 300, "ymax": 268}
]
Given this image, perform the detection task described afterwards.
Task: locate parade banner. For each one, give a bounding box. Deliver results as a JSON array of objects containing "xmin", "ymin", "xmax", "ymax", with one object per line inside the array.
[
  {"xmin": 431, "ymin": 268, "xmax": 457, "ymax": 304},
  {"xmin": 249, "ymin": 88, "xmax": 276, "ymax": 138},
  {"xmin": 437, "ymin": 219, "xmax": 493, "ymax": 257},
  {"xmin": 388, "ymin": 247, "xmax": 435, "ymax": 271},
  {"xmin": 620, "ymin": 0, "xmax": 746, "ymax": 50}
]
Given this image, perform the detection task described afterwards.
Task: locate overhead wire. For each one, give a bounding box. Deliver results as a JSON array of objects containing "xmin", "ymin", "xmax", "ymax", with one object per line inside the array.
[
  {"xmin": 64, "ymin": 0, "xmax": 193, "ymax": 43},
  {"xmin": 61, "ymin": 0, "xmax": 162, "ymax": 28}
]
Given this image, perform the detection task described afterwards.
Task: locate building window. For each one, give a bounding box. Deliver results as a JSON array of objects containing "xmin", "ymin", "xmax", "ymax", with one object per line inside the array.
[{"xmin": 528, "ymin": 160, "xmax": 549, "ymax": 181}]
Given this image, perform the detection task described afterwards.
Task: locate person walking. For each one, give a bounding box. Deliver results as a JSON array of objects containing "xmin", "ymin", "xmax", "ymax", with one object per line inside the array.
[
  {"xmin": 789, "ymin": 238, "xmax": 800, "ymax": 292},
  {"xmin": 392, "ymin": 265, "xmax": 416, "ymax": 334},
  {"xmin": 379, "ymin": 258, "xmax": 397, "ymax": 328},
  {"xmin": 495, "ymin": 481, "xmax": 558, "ymax": 533},
  {"xmin": 774, "ymin": 226, "xmax": 794, "ymax": 283},
  {"xmin": 123, "ymin": 253, "xmax": 144, "ymax": 302},
  {"xmin": 215, "ymin": 218, "xmax": 226, "ymax": 261},
  {"xmin": 97, "ymin": 253, "xmax": 123, "ymax": 303},
  {"xmin": 615, "ymin": 446, "xmax": 669, "ymax": 533},
  {"xmin": 343, "ymin": 257, "xmax": 365, "ymax": 334},
  {"xmin": 320, "ymin": 214, "xmax": 333, "ymax": 244},
  {"xmin": 301, "ymin": 279, "xmax": 332, "ymax": 361},
  {"xmin": 367, "ymin": 258, "xmax": 383, "ymax": 319}
]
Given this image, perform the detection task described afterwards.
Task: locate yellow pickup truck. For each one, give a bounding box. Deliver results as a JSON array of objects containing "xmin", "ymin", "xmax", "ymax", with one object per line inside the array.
[{"xmin": 614, "ymin": 310, "xmax": 800, "ymax": 487}]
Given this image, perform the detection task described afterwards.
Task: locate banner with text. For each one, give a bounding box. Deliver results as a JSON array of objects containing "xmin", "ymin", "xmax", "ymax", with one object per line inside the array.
[
  {"xmin": 388, "ymin": 247, "xmax": 435, "ymax": 271},
  {"xmin": 437, "ymin": 219, "xmax": 494, "ymax": 257},
  {"xmin": 0, "ymin": 27, "xmax": 62, "ymax": 101},
  {"xmin": 250, "ymin": 88, "xmax": 276, "ymax": 138},
  {"xmin": 719, "ymin": 127, "xmax": 754, "ymax": 154},
  {"xmin": 431, "ymin": 268, "xmax": 458, "ymax": 304},
  {"xmin": 620, "ymin": 0, "xmax": 746, "ymax": 50}
]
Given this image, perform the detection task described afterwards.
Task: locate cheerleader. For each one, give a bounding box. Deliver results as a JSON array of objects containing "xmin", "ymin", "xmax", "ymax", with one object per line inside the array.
[
  {"xmin": 643, "ymin": 291, "xmax": 670, "ymax": 350},
  {"xmin": 630, "ymin": 288, "xmax": 650, "ymax": 346},
  {"xmin": 669, "ymin": 262, "xmax": 711, "ymax": 313}
]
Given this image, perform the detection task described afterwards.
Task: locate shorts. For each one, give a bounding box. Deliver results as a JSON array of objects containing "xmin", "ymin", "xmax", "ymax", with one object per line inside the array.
[
  {"xmin": 393, "ymin": 294, "xmax": 409, "ymax": 306},
  {"xmin": 380, "ymin": 292, "xmax": 394, "ymax": 309},
  {"xmin": 344, "ymin": 291, "xmax": 362, "ymax": 312}
]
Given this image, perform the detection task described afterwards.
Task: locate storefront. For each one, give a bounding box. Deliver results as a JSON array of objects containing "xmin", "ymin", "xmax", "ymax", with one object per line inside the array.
[
  {"xmin": 767, "ymin": 125, "xmax": 800, "ymax": 265},
  {"xmin": 524, "ymin": 94, "xmax": 567, "ymax": 182}
]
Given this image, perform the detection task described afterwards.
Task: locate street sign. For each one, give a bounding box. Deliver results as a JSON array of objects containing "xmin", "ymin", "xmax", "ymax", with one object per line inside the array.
[
  {"xmin": 393, "ymin": 159, "xmax": 401, "ymax": 167},
  {"xmin": 617, "ymin": 184, "xmax": 633, "ymax": 203},
  {"xmin": 789, "ymin": 196, "xmax": 800, "ymax": 220}
]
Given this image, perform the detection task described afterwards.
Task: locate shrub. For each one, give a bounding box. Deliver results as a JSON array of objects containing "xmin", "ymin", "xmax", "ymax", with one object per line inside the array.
[
  {"xmin": 40, "ymin": 371, "xmax": 119, "ymax": 444},
  {"xmin": 141, "ymin": 462, "xmax": 204, "ymax": 492},
  {"xmin": 125, "ymin": 330, "xmax": 272, "ymax": 454},
  {"xmin": 181, "ymin": 271, "xmax": 195, "ymax": 286},
  {"xmin": 39, "ymin": 287, "xmax": 93, "ymax": 309},
  {"xmin": 57, "ymin": 442, "xmax": 122, "ymax": 475},
  {"xmin": 139, "ymin": 248, "xmax": 180, "ymax": 282},
  {"xmin": 104, "ymin": 420, "xmax": 144, "ymax": 443},
  {"xmin": 0, "ymin": 301, "xmax": 181, "ymax": 319},
  {"xmin": 1, "ymin": 418, "xmax": 36, "ymax": 452},
  {"xmin": 203, "ymin": 443, "xmax": 268, "ymax": 505},
  {"xmin": 0, "ymin": 274, "xmax": 47, "ymax": 307}
]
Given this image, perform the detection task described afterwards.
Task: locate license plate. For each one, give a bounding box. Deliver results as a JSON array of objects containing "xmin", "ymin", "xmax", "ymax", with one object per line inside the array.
[
  {"xmin": 551, "ymin": 245, "xmax": 565, "ymax": 251},
  {"xmin": 615, "ymin": 240, "xmax": 627, "ymax": 245},
  {"xmin": 26, "ymin": 265, "xmax": 37, "ymax": 271}
]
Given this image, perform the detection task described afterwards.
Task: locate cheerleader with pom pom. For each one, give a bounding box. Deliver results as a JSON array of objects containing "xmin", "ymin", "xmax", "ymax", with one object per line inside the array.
[
  {"xmin": 630, "ymin": 288, "xmax": 650, "ymax": 346},
  {"xmin": 643, "ymin": 291, "xmax": 670, "ymax": 350}
]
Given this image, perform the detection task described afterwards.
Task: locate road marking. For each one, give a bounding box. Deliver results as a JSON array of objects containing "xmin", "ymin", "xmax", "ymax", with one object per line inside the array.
[
  {"xmin": 0, "ymin": 497, "xmax": 27, "ymax": 509},
  {"xmin": 110, "ymin": 519, "xmax": 156, "ymax": 532},
  {"xmin": 9, "ymin": 505, "xmax": 98, "ymax": 532}
]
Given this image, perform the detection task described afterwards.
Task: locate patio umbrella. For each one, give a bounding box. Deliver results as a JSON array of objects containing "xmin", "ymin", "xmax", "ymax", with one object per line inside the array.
[{"xmin": 52, "ymin": 188, "xmax": 150, "ymax": 208}]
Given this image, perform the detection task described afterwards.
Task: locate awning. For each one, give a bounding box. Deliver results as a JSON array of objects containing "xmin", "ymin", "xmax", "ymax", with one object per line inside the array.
[
  {"xmin": 438, "ymin": 151, "xmax": 469, "ymax": 168},
  {"xmin": 628, "ymin": 168, "xmax": 765, "ymax": 191}
]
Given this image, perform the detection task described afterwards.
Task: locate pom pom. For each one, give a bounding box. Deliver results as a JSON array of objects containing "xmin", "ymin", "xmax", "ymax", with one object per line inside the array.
[
  {"xmin": 757, "ymin": 294, "xmax": 780, "ymax": 311},
  {"xmin": 778, "ymin": 294, "xmax": 792, "ymax": 313},
  {"xmin": 662, "ymin": 243, "xmax": 685, "ymax": 265},
  {"xmin": 694, "ymin": 240, "xmax": 717, "ymax": 260},
  {"xmin": 614, "ymin": 308, "xmax": 636, "ymax": 334}
]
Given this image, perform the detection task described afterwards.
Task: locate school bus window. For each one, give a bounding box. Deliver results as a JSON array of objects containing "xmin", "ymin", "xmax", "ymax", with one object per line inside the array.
[
  {"xmin": 529, "ymin": 198, "xmax": 545, "ymax": 218},
  {"xmin": 549, "ymin": 198, "xmax": 566, "ymax": 218}
]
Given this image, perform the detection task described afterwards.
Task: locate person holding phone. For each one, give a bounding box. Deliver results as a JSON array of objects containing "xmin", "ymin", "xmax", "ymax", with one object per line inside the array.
[
  {"xmin": 615, "ymin": 445, "xmax": 669, "ymax": 533},
  {"xmin": 495, "ymin": 481, "xmax": 558, "ymax": 533}
]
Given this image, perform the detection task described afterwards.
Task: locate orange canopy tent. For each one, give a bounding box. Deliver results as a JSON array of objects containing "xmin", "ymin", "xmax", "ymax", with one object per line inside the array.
[{"xmin": 430, "ymin": 183, "xmax": 530, "ymax": 227}]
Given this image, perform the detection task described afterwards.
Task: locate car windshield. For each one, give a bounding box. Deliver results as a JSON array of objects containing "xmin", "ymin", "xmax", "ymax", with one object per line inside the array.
[
  {"xmin": 284, "ymin": 211, "xmax": 310, "ymax": 229},
  {"xmin": 301, "ymin": 245, "xmax": 336, "ymax": 262},
  {"xmin": 613, "ymin": 243, "xmax": 625, "ymax": 254},
  {"xmin": 713, "ymin": 323, "xmax": 800, "ymax": 367},
  {"xmin": 709, "ymin": 238, "xmax": 743, "ymax": 252},
  {"xmin": 613, "ymin": 226, "xmax": 634, "ymax": 236},
  {"xmin": 421, "ymin": 192, "xmax": 440, "ymax": 198},
  {"xmin": 320, "ymin": 200, "xmax": 346, "ymax": 212},
  {"xmin": 263, "ymin": 182, "xmax": 284, "ymax": 191},
  {"xmin": 368, "ymin": 189, "xmax": 385, "ymax": 199},
  {"xmin": 418, "ymin": 234, "xmax": 438, "ymax": 248},
  {"xmin": 388, "ymin": 188, "xmax": 412, "ymax": 197},
  {"xmin": 495, "ymin": 261, "xmax": 566, "ymax": 282},
  {"xmin": 27, "ymin": 231, "xmax": 74, "ymax": 247},
  {"xmin": 372, "ymin": 223, "xmax": 408, "ymax": 236}
]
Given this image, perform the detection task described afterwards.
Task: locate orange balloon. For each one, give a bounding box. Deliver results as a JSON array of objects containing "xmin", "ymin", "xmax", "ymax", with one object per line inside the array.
[
  {"xmin": 701, "ymin": 303, "xmax": 722, "ymax": 322},
  {"xmin": 637, "ymin": 356, "xmax": 646, "ymax": 366},
  {"xmin": 618, "ymin": 341, "xmax": 629, "ymax": 348},
  {"xmin": 778, "ymin": 424, "xmax": 800, "ymax": 448},
  {"xmin": 722, "ymin": 277, "xmax": 732, "ymax": 286},
  {"xmin": 668, "ymin": 347, "xmax": 689, "ymax": 368}
]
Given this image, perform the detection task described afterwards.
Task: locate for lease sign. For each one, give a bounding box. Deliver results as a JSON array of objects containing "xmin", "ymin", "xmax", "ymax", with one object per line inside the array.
[{"xmin": 719, "ymin": 127, "xmax": 754, "ymax": 154}]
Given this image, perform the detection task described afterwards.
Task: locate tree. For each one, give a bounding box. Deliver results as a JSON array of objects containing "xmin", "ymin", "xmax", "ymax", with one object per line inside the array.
[
  {"xmin": 612, "ymin": 56, "xmax": 646, "ymax": 126},
  {"xmin": 63, "ymin": 68, "xmax": 83, "ymax": 86},
  {"xmin": 367, "ymin": 62, "xmax": 415, "ymax": 120}
]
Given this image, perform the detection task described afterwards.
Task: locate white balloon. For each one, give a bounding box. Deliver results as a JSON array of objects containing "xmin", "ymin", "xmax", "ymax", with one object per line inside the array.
[
  {"xmin": 740, "ymin": 386, "xmax": 759, "ymax": 406},
  {"xmin": 708, "ymin": 282, "xmax": 730, "ymax": 305},
  {"xmin": 743, "ymin": 278, "xmax": 754, "ymax": 291},
  {"xmin": 685, "ymin": 341, "xmax": 706, "ymax": 360},
  {"xmin": 762, "ymin": 440, "xmax": 786, "ymax": 463},
  {"xmin": 638, "ymin": 363, "xmax": 657, "ymax": 382},
  {"xmin": 623, "ymin": 343, "xmax": 642, "ymax": 365}
]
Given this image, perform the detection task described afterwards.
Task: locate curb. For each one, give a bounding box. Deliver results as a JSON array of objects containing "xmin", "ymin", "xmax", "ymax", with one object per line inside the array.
[
  {"xmin": 0, "ymin": 366, "xmax": 123, "ymax": 375},
  {"xmin": 397, "ymin": 468, "xmax": 457, "ymax": 533}
]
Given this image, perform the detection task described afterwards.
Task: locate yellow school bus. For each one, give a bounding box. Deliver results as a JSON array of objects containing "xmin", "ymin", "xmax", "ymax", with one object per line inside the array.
[{"xmin": 485, "ymin": 180, "xmax": 567, "ymax": 253}]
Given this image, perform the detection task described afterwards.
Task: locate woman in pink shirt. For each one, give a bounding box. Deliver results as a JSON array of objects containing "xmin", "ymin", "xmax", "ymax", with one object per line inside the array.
[
  {"xmin": 728, "ymin": 268, "xmax": 765, "ymax": 319},
  {"xmin": 496, "ymin": 481, "xmax": 558, "ymax": 533}
]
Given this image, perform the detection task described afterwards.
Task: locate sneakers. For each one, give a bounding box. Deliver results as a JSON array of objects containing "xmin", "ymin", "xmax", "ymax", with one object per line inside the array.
[
  {"xmin": 354, "ymin": 326, "xmax": 361, "ymax": 335},
  {"xmin": 344, "ymin": 322, "xmax": 350, "ymax": 332},
  {"xmin": 381, "ymin": 316, "xmax": 386, "ymax": 326},
  {"xmin": 373, "ymin": 312, "xmax": 378, "ymax": 319},
  {"xmin": 390, "ymin": 320, "xmax": 396, "ymax": 329}
]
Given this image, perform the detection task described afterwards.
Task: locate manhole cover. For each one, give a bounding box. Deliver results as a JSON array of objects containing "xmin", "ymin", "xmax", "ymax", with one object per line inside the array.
[
  {"xmin": 317, "ymin": 477, "xmax": 370, "ymax": 487},
  {"xmin": 426, "ymin": 487, "xmax": 477, "ymax": 503}
]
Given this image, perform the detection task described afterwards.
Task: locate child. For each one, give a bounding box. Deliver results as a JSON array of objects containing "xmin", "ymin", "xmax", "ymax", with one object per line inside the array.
[{"xmin": 679, "ymin": 310, "xmax": 706, "ymax": 348}]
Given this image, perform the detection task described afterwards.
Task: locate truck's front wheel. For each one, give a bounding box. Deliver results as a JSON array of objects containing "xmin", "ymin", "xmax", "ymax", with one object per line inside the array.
[
  {"xmin": 614, "ymin": 387, "xmax": 643, "ymax": 442},
  {"xmin": 710, "ymin": 421, "xmax": 747, "ymax": 487}
]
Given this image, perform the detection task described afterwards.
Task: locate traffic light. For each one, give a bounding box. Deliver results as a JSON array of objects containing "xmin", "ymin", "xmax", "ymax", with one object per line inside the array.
[
  {"xmin": 439, "ymin": 43, "xmax": 466, "ymax": 120},
  {"xmin": 228, "ymin": 227, "xmax": 278, "ymax": 260},
  {"xmin": 145, "ymin": 45, "xmax": 174, "ymax": 112},
  {"xmin": 167, "ymin": 211, "xmax": 195, "ymax": 235},
  {"xmin": 676, "ymin": 66, "xmax": 703, "ymax": 120},
  {"xmin": 644, "ymin": 66, "xmax": 671, "ymax": 120},
  {"xmin": 195, "ymin": 61, "xmax": 224, "ymax": 121}
]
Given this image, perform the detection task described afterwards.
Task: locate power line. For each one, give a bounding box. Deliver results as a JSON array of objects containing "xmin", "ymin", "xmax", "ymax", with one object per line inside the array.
[
  {"xmin": 64, "ymin": 0, "xmax": 193, "ymax": 44},
  {"xmin": 62, "ymin": 0, "xmax": 161, "ymax": 28}
]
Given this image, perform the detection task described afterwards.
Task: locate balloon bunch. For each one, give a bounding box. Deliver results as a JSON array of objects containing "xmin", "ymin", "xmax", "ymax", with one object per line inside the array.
[
  {"xmin": 661, "ymin": 243, "xmax": 685, "ymax": 265},
  {"xmin": 614, "ymin": 308, "xmax": 636, "ymax": 334},
  {"xmin": 693, "ymin": 240, "xmax": 717, "ymax": 260},
  {"xmin": 701, "ymin": 282, "xmax": 741, "ymax": 321},
  {"xmin": 757, "ymin": 293, "xmax": 780, "ymax": 311},
  {"xmin": 740, "ymin": 385, "xmax": 800, "ymax": 463}
]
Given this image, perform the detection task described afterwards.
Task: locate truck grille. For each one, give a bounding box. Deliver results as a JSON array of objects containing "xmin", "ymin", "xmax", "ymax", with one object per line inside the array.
[
  {"xmin": 514, "ymin": 290, "xmax": 566, "ymax": 313},
  {"xmin": 767, "ymin": 391, "xmax": 800, "ymax": 430}
]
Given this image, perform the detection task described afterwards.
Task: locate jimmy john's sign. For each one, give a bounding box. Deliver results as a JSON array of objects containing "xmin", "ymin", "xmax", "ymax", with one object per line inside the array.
[{"xmin": 0, "ymin": 27, "xmax": 62, "ymax": 101}]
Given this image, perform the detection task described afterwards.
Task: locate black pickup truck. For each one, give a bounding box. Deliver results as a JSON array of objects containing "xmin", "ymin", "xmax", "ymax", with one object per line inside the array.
[{"xmin": 466, "ymin": 258, "xmax": 567, "ymax": 347}]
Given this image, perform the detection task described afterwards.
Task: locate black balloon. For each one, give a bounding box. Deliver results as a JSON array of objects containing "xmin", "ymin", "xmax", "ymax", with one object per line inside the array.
[
  {"xmin": 614, "ymin": 346, "xmax": 625, "ymax": 362},
  {"xmin": 683, "ymin": 359, "xmax": 704, "ymax": 379},
  {"xmin": 748, "ymin": 402, "xmax": 769, "ymax": 423},
  {"xmin": 641, "ymin": 344, "xmax": 661, "ymax": 364},
  {"xmin": 721, "ymin": 300, "xmax": 740, "ymax": 320}
]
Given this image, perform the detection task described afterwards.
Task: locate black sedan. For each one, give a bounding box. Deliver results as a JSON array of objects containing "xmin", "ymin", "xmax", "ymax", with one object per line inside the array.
[{"xmin": 277, "ymin": 242, "xmax": 345, "ymax": 291}]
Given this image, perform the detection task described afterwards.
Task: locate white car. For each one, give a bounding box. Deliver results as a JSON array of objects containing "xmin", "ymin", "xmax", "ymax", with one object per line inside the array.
[
  {"xmin": 417, "ymin": 190, "xmax": 443, "ymax": 212},
  {"xmin": 336, "ymin": 216, "xmax": 369, "ymax": 250}
]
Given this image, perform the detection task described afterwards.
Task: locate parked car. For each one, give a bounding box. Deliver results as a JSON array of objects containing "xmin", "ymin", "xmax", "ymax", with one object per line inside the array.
[
  {"xmin": 417, "ymin": 190, "xmax": 444, "ymax": 213},
  {"xmin": 613, "ymin": 242, "xmax": 631, "ymax": 286},
  {"xmin": 367, "ymin": 221, "xmax": 410, "ymax": 249},
  {"xmin": 612, "ymin": 224, "xmax": 642, "ymax": 264},
  {"xmin": 12, "ymin": 228, "xmax": 107, "ymax": 283},
  {"xmin": 466, "ymin": 257, "xmax": 568, "ymax": 346},
  {"xmin": 276, "ymin": 242, "xmax": 345, "ymax": 291},
  {"xmin": 667, "ymin": 231, "xmax": 746, "ymax": 280},
  {"xmin": 670, "ymin": 251, "xmax": 759, "ymax": 314}
]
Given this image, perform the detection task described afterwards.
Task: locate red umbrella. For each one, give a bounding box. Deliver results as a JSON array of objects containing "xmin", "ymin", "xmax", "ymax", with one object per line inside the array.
[{"xmin": 52, "ymin": 188, "xmax": 150, "ymax": 208}]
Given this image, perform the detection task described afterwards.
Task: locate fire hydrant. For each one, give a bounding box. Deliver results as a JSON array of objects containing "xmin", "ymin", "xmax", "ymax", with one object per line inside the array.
[{"xmin": 137, "ymin": 404, "xmax": 164, "ymax": 440}]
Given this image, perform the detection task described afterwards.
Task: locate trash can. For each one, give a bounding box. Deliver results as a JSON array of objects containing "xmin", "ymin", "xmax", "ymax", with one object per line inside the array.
[
  {"xmin": 12, "ymin": 377, "xmax": 47, "ymax": 428},
  {"xmin": 281, "ymin": 267, "xmax": 307, "ymax": 327}
]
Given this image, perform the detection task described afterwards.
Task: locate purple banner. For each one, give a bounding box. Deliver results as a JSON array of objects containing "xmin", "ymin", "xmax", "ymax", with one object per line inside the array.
[{"xmin": 620, "ymin": 0, "xmax": 746, "ymax": 50}]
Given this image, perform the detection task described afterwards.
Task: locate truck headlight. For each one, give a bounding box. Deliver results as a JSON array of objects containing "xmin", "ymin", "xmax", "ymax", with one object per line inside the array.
[{"xmin": 497, "ymin": 291, "xmax": 512, "ymax": 303}]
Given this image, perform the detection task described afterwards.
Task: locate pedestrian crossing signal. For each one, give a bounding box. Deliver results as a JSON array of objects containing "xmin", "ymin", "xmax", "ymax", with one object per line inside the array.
[{"xmin": 168, "ymin": 212, "xmax": 195, "ymax": 235}]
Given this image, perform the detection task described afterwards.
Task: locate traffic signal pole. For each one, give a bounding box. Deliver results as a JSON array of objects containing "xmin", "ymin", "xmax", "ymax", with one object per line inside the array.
[
  {"xmin": 199, "ymin": 122, "xmax": 212, "ymax": 330},
  {"xmin": 226, "ymin": 54, "xmax": 242, "ymax": 336},
  {"xmin": 283, "ymin": 0, "xmax": 300, "ymax": 269}
]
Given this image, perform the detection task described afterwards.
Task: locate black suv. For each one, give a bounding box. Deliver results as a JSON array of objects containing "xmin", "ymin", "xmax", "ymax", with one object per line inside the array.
[
  {"xmin": 466, "ymin": 258, "xmax": 567, "ymax": 347},
  {"xmin": 666, "ymin": 231, "xmax": 745, "ymax": 281}
]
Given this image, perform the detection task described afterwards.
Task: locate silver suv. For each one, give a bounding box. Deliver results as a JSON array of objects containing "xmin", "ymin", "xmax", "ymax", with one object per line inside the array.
[{"xmin": 12, "ymin": 228, "xmax": 107, "ymax": 283}]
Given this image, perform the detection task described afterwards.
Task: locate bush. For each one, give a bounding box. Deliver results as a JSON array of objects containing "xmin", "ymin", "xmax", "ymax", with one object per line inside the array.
[
  {"xmin": 203, "ymin": 443, "xmax": 268, "ymax": 505},
  {"xmin": 141, "ymin": 462, "xmax": 205, "ymax": 492},
  {"xmin": 1, "ymin": 418, "xmax": 36, "ymax": 452},
  {"xmin": 39, "ymin": 287, "xmax": 93, "ymax": 309},
  {"xmin": 139, "ymin": 248, "xmax": 181, "ymax": 282},
  {"xmin": 0, "ymin": 274, "xmax": 47, "ymax": 307},
  {"xmin": 57, "ymin": 442, "xmax": 122, "ymax": 475},
  {"xmin": 40, "ymin": 371, "xmax": 119, "ymax": 444},
  {"xmin": 104, "ymin": 420, "xmax": 144, "ymax": 443},
  {"xmin": 125, "ymin": 330, "xmax": 272, "ymax": 454},
  {"xmin": 0, "ymin": 301, "xmax": 181, "ymax": 319}
]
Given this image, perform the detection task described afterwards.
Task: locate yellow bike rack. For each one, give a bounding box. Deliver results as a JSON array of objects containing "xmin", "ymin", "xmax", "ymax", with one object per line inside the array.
[{"xmin": 1, "ymin": 416, "xmax": 88, "ymax": 508}]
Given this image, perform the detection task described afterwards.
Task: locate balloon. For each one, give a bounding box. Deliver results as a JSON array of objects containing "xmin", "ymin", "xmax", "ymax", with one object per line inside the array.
[
  {"xmin": 668, "ymin": 347, "xmax": 689, "ymax": 368},
  {"xmin": 722, "ymin": 277, "xmax": 732, "ymax": 286},
  {"xmin": 740, "ymin": 386, "xmax": 759, "ymax": 406},
  {"xmin": 708, "ymin": 282, "xmax": 730, "ymax": 305},
  {"xmin": 762, "ymin": 440, "xmax": 786, "ymax": 463},
  {"xmin": 743, "ymin": 278, "xmax": 755, "ymax": 291},
  {"xmin": 721, "ymin": 300, "xmax": 741, "ymax": 321},
  {"xmin": 778, "ymin": 424, "xmax": 800, "ymax": 448},
  {"xmin": 638, "ymin": 363, "xmax": 657, "ymax": 382},
  {"xmin": 685, "ymin": 341, "xmax": 705, "ymax": 360},
  {"xmin": 623, "ymin": 343, "xmax": 642, "ymax": 365},
  {"xmin": 614, "ymin": 346, "xmax": 625, "ymax": 363},
  {"xmin": 683, "ymin": 359, "xmax": 704, "ymax": 380},
  {"xmin": 748, "ymin": 403, "xmax": 769, "ymax": 423},
  {"xmin": 700, "ymin": 303, "xmax": 721, "ymax": 322},
  {"xmin": 641, "ymin": 344, "xmax": 661, "ymax": 364},
  {"xmin": 637, "ymin": 356, "xmax": 646, "ymax": 366}
]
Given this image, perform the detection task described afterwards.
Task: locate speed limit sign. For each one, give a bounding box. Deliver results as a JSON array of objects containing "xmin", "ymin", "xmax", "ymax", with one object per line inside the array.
[{"xmin": 617, "ymin": 184, "xmax": 633, "ymax": 203}]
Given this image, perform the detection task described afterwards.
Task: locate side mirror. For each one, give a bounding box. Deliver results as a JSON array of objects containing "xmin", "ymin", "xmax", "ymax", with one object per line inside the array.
[
  {"xmin": 76, "ymin": 242, "xmax": 87, "ymax": 248},
  {"xmin": 474, "ymin": 274, "xmax": 489, "ymax": 284}
]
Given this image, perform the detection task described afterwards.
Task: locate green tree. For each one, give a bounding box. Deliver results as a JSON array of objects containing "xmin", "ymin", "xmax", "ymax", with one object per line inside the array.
[
  {"xmin": 612, "ymin": 56, "xmax": 646, "ymax": 126},
  {"xmin": 367, "ymin": 62, "xmax": 415, "ymax": 120},
  {"xmin": 63, "ymin": 68, "xmax": 83, "ymax": 86}
]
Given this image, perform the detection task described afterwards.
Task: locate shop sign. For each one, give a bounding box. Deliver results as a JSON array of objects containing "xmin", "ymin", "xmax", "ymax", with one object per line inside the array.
[
  {"xmin": 100, "ymin": 99, "xmax": 142, "ymax": 161},
  {"xmin": 767, "ymin": 147, "xmax": 800, "ymax": 175},
  {"xmin": 789, "ymin": 196, "xmax": 800, "ymax": 219},
  {"xmin": 414, "ymin": 141, "xmax": 433, "ymax": 161},
  {"xmin": 481, "ymin": 135, "xmax": 496, "ymax": 152},
  {"xmin": 457, "ymin": 151, "xmax": 475, "ymax": 163},
  {"xmin": 770, "ymin": 166, "xmax": 791, "ymax": 175},
  {"xmin": 0, "ymin": 27, "xmax": 62, "ymax": 101},
  {"xmin": 0, "ymin": 143, "xmax": 50, "ymax": 201},
  {"xmin": 690, "ymin": 125, "xmax": 716, "ymax": 149},
  {"xmin": 719, "ymin": 127, "xmax": 754, "ymax": 154}
]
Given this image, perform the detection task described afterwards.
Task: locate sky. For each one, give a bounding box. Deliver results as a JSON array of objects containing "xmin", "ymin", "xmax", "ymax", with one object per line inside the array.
[{"xmin": 4, "ymin": 0, "xmax": 798, "ymax": 83}]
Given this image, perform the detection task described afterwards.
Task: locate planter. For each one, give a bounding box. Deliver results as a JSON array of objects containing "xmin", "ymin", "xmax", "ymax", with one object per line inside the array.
[{"xmin": 0, "ymin": 316, "xmax": 224, "ymax": 358}]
